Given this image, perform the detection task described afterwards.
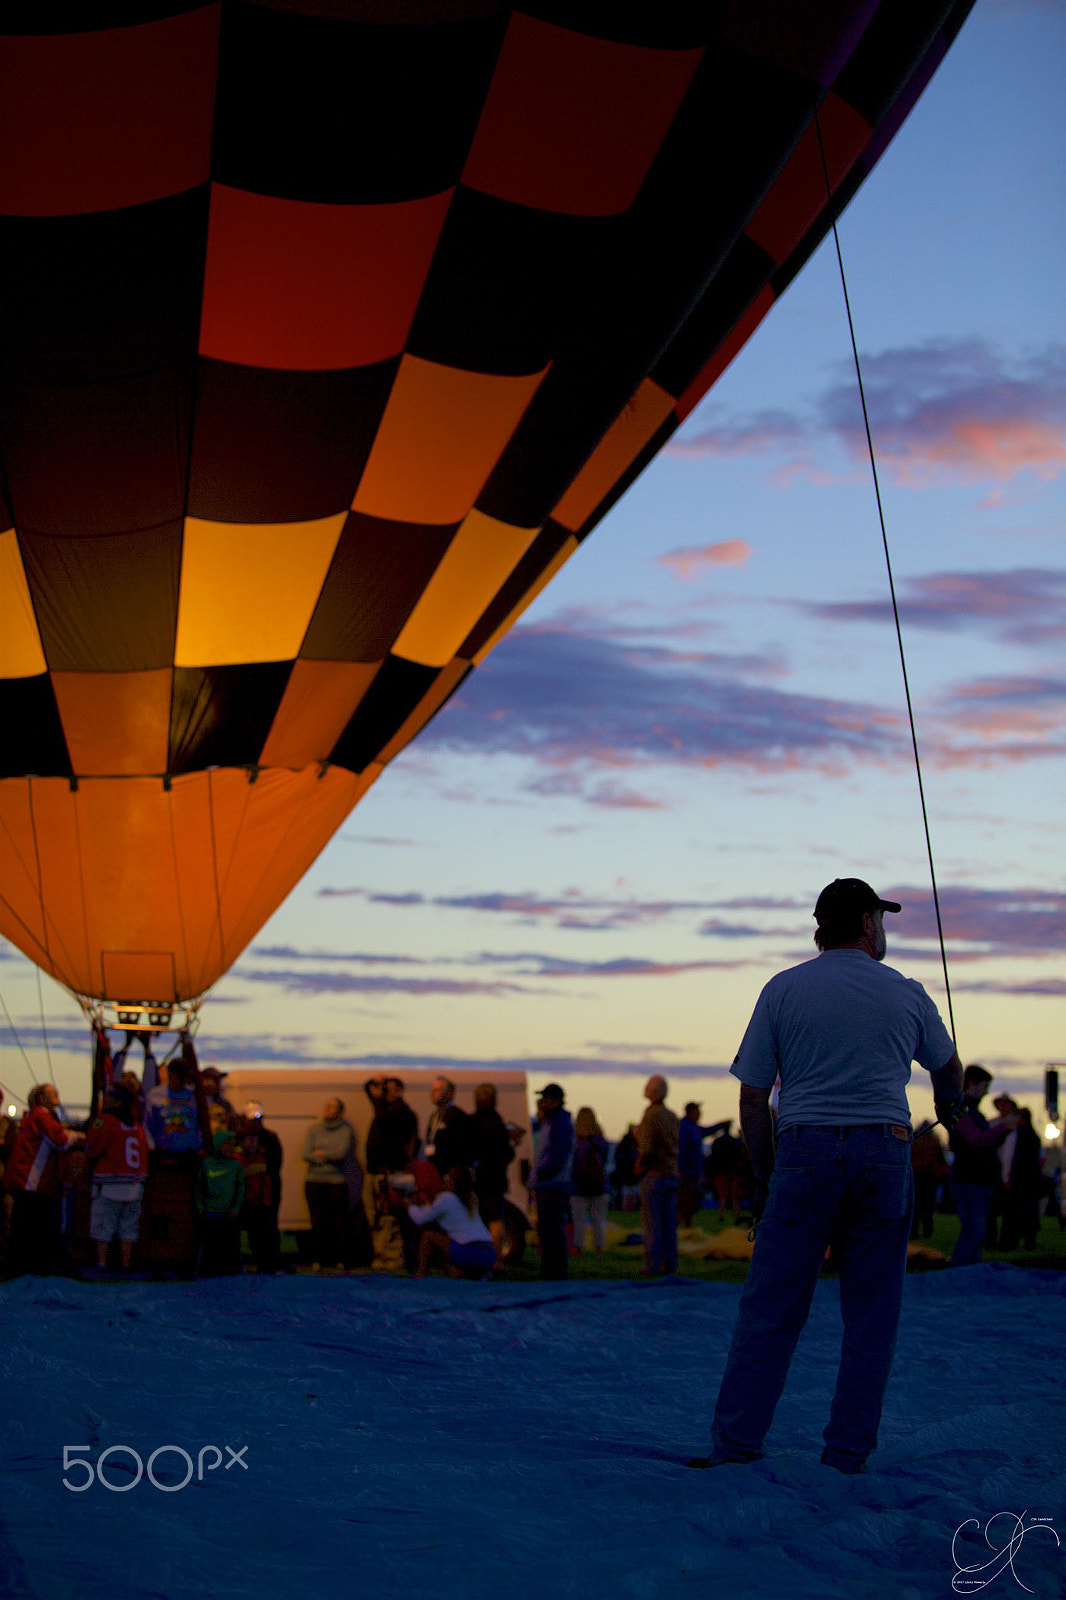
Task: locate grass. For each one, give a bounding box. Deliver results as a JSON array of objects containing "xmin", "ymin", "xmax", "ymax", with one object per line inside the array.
[{"xmin": 493, "ymin": 1206, "xmax": 1066, "ymax": 1284}]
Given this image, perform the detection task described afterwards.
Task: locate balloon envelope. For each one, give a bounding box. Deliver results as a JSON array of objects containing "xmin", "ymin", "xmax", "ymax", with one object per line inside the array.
[{"xmin": 0, "ymin": 1, "xmax": 974, "ymax": 1005}]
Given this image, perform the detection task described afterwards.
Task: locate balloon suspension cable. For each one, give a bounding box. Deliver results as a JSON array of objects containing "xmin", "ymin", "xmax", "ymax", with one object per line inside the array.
[
  {"xmin": 810, "ymin": 98, "xmax": 956, "ymax": 1046},
  {"xmin": 0, "ymin": 985, "xmax": 41, "ymax": 1087},
  {"xmin": 35, "ymin": 966, "xmax": 54, "ymax": 1081}
]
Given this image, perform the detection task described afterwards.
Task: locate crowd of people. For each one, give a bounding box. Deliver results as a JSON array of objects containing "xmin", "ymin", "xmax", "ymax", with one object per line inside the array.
[
  {"xmin": 0, "ymin": 1054, "xmax": 524, "ymax": 1283},
  {"xmin": 527, "ymin": 1079, "xmax": 760, "ymax": 1280},
  {"xmin": 0, "ymin": 1041, "xmax": 1058, "ymax": 1286},
  {"xmin": 524, "ymin": 1064, "xmax": 1060, "ymax": 1285},
  {"xmin": 296, "ymin": 1074, "xmax": 520, "ymax": 1279},
  {"xmin": 0, "ymin": 1034, "xmax": 287, "ymax": 1280}
]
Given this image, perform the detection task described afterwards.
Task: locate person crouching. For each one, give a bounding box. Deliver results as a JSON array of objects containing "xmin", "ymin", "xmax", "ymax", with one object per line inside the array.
[
  {"xmin": 196, "ymin": 1130, "xmax": 246, "ymax": 1276},
  {"xmin": 405, "ymin": 1166, "xmax": 497, "ymax": 1280}
]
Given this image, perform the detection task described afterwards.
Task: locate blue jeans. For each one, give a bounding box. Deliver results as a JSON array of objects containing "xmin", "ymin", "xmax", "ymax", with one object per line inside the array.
[
  {"xmin": 950, "ymin": 1181, "xmax": 994, "ymax": 1267},
  {"xmin": 535, "ymin": 1188, "xmax": 569, "ymax": 1280},
  {"xmin": 640, "ymin": 1174, "xmax": 679, "ymax": 1274},
  {"xmin": 711, "ymin": 1125, "xmax": 913, "ymax": 1470}
]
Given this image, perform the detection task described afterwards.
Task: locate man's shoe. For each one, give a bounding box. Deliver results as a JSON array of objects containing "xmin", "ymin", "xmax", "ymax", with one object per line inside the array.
[{"xmin": 820, "ymin": 1449, "xmax": 866, "ymax": 1475}]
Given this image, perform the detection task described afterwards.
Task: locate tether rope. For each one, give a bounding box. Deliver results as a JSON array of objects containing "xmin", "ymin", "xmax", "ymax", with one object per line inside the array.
[
  {"xmin": 35, "ymin": 966, "xmax": 54, "ymax": 1080},
  {"xmin": 0, "ymin": 985, "xmax": 41, "ymax": 1087},
  {"xmin": 810, "ymin": 95, "xmax": 957, "ymax": 1043}
]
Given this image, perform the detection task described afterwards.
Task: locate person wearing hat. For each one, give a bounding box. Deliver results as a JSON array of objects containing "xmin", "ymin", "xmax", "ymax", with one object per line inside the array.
[
  {"xmin": 691, "ymin": 877, "xmax": 964, "ymax": 1477},
  {"xmin": 527, "ymin": 1083, "xmax": 574, "ymax": 1280},
  {"xmin": 199, "ymin": 1067, "xmax": 238, "ymax": 1134}
]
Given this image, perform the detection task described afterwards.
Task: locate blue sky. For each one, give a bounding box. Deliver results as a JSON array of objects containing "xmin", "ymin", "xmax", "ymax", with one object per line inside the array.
[{"xmin": 2, "ymin": 0, "xmax": 1063, "ymax": 1137}]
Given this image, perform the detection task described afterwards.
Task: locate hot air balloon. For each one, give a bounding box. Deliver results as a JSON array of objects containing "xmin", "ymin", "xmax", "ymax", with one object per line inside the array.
[{"xmin": 0, "ymin": 1, "xmax": 975, "ymax": 1028}]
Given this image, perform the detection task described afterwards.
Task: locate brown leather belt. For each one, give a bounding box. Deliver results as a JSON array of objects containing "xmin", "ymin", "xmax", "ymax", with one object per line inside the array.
[{"xmin": 789, "ymin": 1123, "xmax": 911, "ymax": 1139}]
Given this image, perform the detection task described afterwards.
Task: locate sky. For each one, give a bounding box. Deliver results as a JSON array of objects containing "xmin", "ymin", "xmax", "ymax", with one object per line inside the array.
[{"xmin": 2, "ymin": 0, "xmax": 1063, "ymax": 1139}]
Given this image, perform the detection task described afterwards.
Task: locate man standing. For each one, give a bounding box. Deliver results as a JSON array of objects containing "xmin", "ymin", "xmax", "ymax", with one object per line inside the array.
[
  {"xmin": 364, "ymin": 1077, "xmax": 418, "ymax": 1273},
  {"xmin": 470, "ymin": 1083, "xmax": 515, "ymax": 1256},
  {"xmin": 693, "ymin": 878, "xmax": 963, "ymax": 1477},
  {"xmin": 375, "ymin": 1078, "xmax": 419, "ymax": 1172},
  {"xmin": 141, "ymin": 1044, "xmax": 209, "ymax": 1274},
  {"xmin": 706, "ymin": 1122, "xmax": 744, "ymax": 1220},
  {"xmin": 424, "ymin": 1076, "xmax": 471, "ymax": 1176},
  {"xmin": 4, "ymin": 1084, "xmax": 84, "ymax": 1274},
  {"xmin": 635, "ymin": 1077, "xmax": 680, "ymax": 1275},
  {"xmin": 948, "ymin": 1067, "xmax": 1017, "ymax": 1266},
  {"xmin": 301, "ymin": 1097, "xmax": 355, "ymax": 1271},
  {"xmin": 238, "ymin": 1102, "xmax": 283, "ymax": 1273},
  {"xmin": 527, "ymin": 1083, "xmax": 574, "ymax": 1280},
  {"xmin": 677, "ymin": 1104, "xmax": 713, "ymax": 1227}
]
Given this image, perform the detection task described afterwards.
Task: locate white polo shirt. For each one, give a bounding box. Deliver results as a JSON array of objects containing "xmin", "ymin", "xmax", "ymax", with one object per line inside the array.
[{"xmin": 731, "ymin": 949, "xmax": 955, "ymax": 1132}]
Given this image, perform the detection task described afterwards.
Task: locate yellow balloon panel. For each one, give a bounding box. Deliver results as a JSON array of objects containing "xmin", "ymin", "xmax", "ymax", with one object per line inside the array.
[
  {"xmin": 393, "ymin": 510, "xmax": 541, "ymax": 668},
  {"xmin": 0, "ymin": 529, "xmax": 47, "ymax": 678},
  {"xmin": 175, "ymin": 513, "xmax": 347, "ymax": 667}
]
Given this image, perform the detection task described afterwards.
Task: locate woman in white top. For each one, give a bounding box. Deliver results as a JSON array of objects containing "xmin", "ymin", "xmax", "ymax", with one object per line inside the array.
[{"xmin": 406, "ymin": 1165, "xmax": 498, "ymax": 1279}]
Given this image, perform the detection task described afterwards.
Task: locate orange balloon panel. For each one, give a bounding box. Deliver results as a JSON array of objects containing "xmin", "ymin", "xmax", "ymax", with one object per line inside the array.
[
  {"xmin": 0, "ymin": 4, "xmax": 970, "ymax": 1004},
  {"xmin": 0, "ymin": 767, "xmax": 375, "ymax": 1001}
]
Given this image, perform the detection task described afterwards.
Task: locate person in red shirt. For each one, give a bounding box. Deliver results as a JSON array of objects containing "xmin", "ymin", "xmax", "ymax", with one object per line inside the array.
[
  {"xmin": 86, "ymin": 1086, "xmax": 149, "ymax": 1272},
  {"xmin": 3, "ymin": 1084, "xmax": 84, "ymax": 1274}
]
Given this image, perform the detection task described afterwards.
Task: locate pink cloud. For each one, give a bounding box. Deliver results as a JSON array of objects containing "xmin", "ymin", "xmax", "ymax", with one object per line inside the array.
[
  {"xmin": 585, "ymin": 781, "xmax": 666, "ymax": 810},
  {"xmin": 664, "ymin": 409, "xmax": 805, "ymax": 460},
  {"xmin": 927, "ymin": 673, "xmax": 1066, "ymax": 767},
  {"xmin": 669, "ymin": 340, "xmax": 1066, "ymax": 491},
  {"xmin": 657, "ymin": 540, "xmax": 752, "ymax": 579},
  {"xmin": 823, "ymin": 340, "xmax": 1066, "ymax": 488},
  {"xmin": 874, "ymin": 419, "xmax": 1066, "ymax": 488}
]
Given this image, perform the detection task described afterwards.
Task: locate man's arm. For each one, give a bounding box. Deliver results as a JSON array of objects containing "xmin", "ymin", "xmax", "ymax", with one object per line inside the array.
[
  {"xmin": 738, "ymin": 1083, "xmax": 775, "ymax": 1181},
  {"xmin": 929, "ymin": 1050, "xmax": 963, "ymax": 1114}
]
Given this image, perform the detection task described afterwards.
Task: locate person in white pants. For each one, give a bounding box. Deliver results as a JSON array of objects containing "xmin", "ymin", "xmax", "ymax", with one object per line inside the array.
[{"xmin": 571, "ymin": 1107, "xmax": 610, "ymax": 1253}]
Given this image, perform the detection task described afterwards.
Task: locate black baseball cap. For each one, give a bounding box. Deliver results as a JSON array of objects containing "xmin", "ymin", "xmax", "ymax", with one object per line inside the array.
[
  {"xmin": 814, "ymin": 878, "xmax": 901, "ymax": 923},
  {"xmin": 536, "ymin": 1082, "xmax": 565, "ymax": 1101}
]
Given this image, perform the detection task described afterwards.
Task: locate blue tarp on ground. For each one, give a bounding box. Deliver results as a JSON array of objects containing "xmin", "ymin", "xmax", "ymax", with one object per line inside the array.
[{"xmin": 2, "ymin": 1266, "xmax": 1063, "ymax": 1600}]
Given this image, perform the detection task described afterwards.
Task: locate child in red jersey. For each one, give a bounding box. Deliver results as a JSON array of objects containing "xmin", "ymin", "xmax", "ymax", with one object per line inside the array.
[{"xmin": 86, "ymin": 1085, "xmax": 149, "ymax": 1272}]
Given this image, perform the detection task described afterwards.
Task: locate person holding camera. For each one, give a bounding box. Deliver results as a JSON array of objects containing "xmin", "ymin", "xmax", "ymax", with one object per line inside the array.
[{"xmin": 405, "ymin": 1165, "xmax": 497, "ymax": 1279}]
